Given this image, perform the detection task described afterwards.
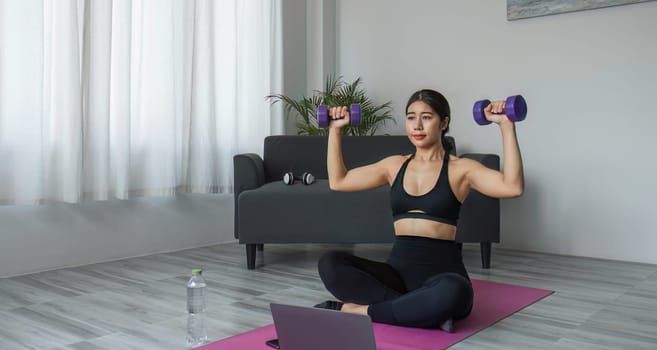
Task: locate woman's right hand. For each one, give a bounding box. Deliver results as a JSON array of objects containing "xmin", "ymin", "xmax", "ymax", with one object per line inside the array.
[{"xmin": 328, "ymin": 106, "xmax": 351, "ymax": 129}]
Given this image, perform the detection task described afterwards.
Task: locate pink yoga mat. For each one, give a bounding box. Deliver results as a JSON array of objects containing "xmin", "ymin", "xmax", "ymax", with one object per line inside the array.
[{"xmin": 199, "ymin": 279, "xmax": 553, "ymax": 350}]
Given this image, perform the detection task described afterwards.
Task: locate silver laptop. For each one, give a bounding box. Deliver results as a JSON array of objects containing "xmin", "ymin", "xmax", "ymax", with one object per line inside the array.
[{"xmin": 269, "ymin": 303, "xmax": 378, "ymax": 350}]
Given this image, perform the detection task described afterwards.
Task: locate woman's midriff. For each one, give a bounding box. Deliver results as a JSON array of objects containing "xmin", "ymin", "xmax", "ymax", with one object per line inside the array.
[{"xmin": 393, "ymin": 218, "xmax": 457, "ymax": 241}]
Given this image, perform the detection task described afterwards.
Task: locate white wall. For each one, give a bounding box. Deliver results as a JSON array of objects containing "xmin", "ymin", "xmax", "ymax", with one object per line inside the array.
[
  {"xmin": 336, "ymin": 0, "xmax": 657, "ymax": 264},
  {"xmin": 0, "ymin": 194, "xmax": 234, "ymax": 277},
  {"xmin": 306, "ymin": 0, "xmax": 337, "ymax": 93},
  {"xmin": 281, "ymin": 0, "xmax": 308, "ymax": 135},
  {"xmin": 281, "ymin": 0, "xmax": 338, "ymax": 136}
]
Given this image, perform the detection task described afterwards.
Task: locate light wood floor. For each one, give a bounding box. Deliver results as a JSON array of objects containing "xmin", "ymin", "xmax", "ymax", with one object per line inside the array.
[{"xmin": 1, "ymin": 242, "xmax": 656, "ymax": 349}]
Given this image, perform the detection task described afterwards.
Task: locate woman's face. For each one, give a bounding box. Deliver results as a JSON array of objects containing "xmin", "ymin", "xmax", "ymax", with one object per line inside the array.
[{"xmin": 405, "ymin": 100, "xmax": 447, "ymax": 148}]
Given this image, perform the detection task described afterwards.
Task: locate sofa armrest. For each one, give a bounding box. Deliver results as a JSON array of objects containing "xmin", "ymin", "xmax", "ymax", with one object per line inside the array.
[
  {"xmin": 233, "ymin": 153, "xmax": 265, "ymax": 239},
  {"xmin": 456, "ymin": 153, "xmax": 500, "ymax": 244}
]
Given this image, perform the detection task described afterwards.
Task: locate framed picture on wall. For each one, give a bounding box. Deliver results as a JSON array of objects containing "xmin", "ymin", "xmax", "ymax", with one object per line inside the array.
[{"xmin": 507, "ymin": 0, "xmax": 656, "ymax": 20}]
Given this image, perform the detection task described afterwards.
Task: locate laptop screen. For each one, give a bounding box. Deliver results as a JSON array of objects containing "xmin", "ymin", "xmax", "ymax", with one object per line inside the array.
[{"xmin": 270, "ymin": 303, "xmax": 378, "ymax": 350}]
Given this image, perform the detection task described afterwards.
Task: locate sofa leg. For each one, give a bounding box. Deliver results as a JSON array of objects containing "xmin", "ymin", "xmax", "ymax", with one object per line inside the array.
[
  {"xmin": 246, "ymin": 244, "xmax": 257, "ymax": 270},
  {"xmin": 257, "ymin": 243, "xmax": 264, "ymax": 252},
  {"xmin": 481, "ymin": 242, "xmax": 492, "ymax": 269}
]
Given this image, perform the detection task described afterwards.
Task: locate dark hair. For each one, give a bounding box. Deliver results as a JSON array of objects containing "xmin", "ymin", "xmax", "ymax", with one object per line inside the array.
[{"xmin": 405, "ymin": 89, "xmax": 451, "ymax": 151}]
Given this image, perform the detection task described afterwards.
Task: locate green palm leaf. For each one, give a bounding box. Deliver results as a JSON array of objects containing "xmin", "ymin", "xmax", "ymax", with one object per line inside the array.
[{"xmin": 266, "ymin": 75, "xmax": 395, "ymax": 136}]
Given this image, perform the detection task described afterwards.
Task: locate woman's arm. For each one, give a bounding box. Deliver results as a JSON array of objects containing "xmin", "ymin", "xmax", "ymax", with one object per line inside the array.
[
  {"xmin": 327, "ymin": 106, "xmax": 390, "ymax": 192},
  {"xmin": 465, "ymin": 101, "xmax": 524, "ymax": 198}
]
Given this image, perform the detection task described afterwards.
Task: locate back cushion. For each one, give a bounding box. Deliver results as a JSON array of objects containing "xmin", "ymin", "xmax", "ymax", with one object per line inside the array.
[{"xmin": 263, "ymin": 135, "xmax": 455, "ymax": 183}]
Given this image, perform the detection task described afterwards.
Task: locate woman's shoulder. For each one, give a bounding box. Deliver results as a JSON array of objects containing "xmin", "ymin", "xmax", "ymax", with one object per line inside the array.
[
  {"xmin": 381, "ymin": 154, "xmax": 411, "ymax": 166},
  {"xmin": 449, "ymin": 155, "xmax": 485, "ymax": 175},
  {"xmin": 378, "ymin": 154, "xmax": 410, "ymax": 174}
]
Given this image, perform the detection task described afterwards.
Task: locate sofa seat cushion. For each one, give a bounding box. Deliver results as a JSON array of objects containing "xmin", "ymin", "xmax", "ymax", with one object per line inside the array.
[{"xmin": 238, "ymin": 180, "xmax": 395, "ymax": 244}]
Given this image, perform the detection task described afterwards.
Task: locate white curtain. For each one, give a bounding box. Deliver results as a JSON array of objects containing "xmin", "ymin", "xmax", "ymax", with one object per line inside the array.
[{"xmin": 0, "ymin": 0, "xmax": 283, "ymax": 205}]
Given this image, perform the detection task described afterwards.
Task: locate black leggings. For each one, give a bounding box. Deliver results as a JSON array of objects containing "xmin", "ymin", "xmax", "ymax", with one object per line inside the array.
[{"xmin": 318, "ymin": 236, "xmax": 473, "ymax": 329}]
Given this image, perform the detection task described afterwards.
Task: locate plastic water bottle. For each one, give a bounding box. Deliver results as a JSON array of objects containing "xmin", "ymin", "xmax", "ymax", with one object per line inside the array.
[{"xmin": 187, "ymin": 269, "xmax": 208, "ymax": 348}]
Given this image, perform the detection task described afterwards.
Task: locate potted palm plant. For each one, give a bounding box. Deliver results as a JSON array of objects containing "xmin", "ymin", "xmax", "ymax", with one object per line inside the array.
[{"xmin": 267, "ymin": 75, "xmax": 395, "ymax": 136}]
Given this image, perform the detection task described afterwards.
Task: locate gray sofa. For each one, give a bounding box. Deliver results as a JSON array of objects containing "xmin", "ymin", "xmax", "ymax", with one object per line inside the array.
[{"xmin": 234, "ymin": 135, "xmax": 500, "ymax": 270}]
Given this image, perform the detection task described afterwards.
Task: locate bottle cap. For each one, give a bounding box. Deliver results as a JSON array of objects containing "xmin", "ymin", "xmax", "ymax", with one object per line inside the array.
[{"xmin": 192, "ymin": 269, "xmax": 203, "ymax": 275}]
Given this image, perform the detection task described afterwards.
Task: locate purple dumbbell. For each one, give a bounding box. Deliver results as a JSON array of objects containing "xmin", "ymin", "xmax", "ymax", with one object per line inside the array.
[
  {"xmin": 473, "ymin": 95, "xmax": 527, "ymax": 125},
  {"xmin": 317, "ymin": 104, "xmax": 362, "ymax": 128}
]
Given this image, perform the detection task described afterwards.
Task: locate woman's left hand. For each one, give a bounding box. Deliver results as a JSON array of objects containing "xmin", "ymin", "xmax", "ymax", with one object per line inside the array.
[{"xmin": 483, "ymin": 100, "xmax": 512, "ymax": 125}]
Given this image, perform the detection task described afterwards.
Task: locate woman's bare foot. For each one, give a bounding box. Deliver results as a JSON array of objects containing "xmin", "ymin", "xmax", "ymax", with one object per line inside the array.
[{"xmin": 340, "ymin": 303, "xmax": 369, "ymax": 315}]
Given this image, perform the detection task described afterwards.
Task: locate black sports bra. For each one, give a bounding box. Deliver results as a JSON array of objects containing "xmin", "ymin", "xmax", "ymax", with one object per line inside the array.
[{"xmin": 390, "ymin": 152, "xmax": 461, "ymax": 225}]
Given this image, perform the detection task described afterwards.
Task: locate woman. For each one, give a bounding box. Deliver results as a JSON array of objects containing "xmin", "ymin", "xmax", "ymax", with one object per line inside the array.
[{"xmin": 316, "ymin": 89, "xmax": 524, "ymax": 331}]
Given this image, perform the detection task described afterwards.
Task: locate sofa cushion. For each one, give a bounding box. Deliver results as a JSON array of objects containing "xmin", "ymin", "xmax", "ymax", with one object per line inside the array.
[
  {"xmin": 262, "ymin": 136, "xmax": 454, "ymax": 183},
  {"xmin": 238, "ymin": 180, "xmax": 395, "ymax": 244}
]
